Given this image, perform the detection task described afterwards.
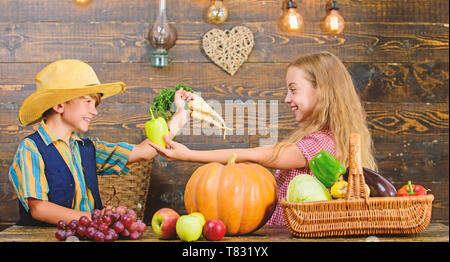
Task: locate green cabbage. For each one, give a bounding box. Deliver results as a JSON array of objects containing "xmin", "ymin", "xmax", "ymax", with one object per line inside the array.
[{"xmin": 286, "ymin": 174, "xmax": 332, "ymax": 202}]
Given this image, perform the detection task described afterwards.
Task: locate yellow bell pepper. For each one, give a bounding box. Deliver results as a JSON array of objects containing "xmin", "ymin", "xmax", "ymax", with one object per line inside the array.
[
  {"xmin": 145, "ymin": 108, "xmax": 169, "ymax": 148},
  {"xmin": 330, "ymin": 180, "xmax": 348, "ymax": 198},
  {"xmin": 331, "ymin": 180, "xmax": 371, "ymax": 199}
]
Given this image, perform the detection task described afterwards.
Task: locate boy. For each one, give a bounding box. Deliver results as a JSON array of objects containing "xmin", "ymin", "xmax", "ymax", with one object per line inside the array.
[{"xmin": 8, "ymin": 59, "xmax": 192, "ymax": 226}]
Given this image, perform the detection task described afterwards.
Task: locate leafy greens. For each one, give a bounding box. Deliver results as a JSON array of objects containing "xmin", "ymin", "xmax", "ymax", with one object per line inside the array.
[{"xmin": 149, "ymin": 84, "xmax": 196, "ymax": 121}]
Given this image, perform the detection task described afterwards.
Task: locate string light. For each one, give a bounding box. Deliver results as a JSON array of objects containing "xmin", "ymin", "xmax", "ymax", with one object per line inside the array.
[
  {"xmin": 207, "ymin": 0, "xmax": 228, "ymax": 24},
  {"xmin": 279, "ymin": 0, "xmax": 303, "ymax": 32},
  {"xmin": 73, "ymin": 0, "xmax": 91, "ymax": 6},
  {"xmin": 322, "ymin": 0, "xmax": 345, "ymax": 34}
]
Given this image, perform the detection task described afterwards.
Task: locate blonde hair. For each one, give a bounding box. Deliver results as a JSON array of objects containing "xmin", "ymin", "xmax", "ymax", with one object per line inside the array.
[{"xmin": 271, "ymin": 52, "xmax": 377, "ymax": 171}]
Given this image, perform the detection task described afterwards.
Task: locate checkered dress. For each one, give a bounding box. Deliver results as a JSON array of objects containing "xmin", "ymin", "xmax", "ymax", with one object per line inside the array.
[{"xmin": 266, "ymin": 130, "xmax": 336, "ymax": 226}]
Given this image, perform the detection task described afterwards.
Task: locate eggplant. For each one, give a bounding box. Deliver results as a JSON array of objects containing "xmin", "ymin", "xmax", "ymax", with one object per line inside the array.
[{"xmin": 343, "ymin": 167, "xmax": 397, "ymax": 197}]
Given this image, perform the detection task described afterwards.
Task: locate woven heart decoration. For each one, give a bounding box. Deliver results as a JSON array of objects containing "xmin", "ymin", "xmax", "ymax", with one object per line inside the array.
[{"xmin": 202, "ymin": 26, "xmax": 254, "ymax": 76}]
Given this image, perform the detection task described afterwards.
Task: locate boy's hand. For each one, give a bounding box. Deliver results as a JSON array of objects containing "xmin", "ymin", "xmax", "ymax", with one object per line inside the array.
[
  {"xmin": 128, "ymin": 138, "xmax": 157, "ymax": 163},
  {"xmin": 168, "ymin": 88, "xmax": 194, "ymax": 137}
]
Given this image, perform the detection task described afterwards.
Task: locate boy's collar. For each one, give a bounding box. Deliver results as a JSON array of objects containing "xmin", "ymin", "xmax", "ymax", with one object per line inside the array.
[{"xmin": 37, "ymin": 121, "xmax": 84, "ymax": 146}]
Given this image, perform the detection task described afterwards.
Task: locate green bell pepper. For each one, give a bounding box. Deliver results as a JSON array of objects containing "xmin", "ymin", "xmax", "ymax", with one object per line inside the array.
[
  {"xmin": 308, "ymin": 150, "xmax": 346, "ymax": 188},
  {"xmin": 145, "ymin": 108, "xmax": 169, "ymax": 148}
]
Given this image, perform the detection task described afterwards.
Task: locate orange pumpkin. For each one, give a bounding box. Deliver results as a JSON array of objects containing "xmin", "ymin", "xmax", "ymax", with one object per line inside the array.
[{"xmin": 184, "ymin": 153, "xmax": 277, "ymax": 235}]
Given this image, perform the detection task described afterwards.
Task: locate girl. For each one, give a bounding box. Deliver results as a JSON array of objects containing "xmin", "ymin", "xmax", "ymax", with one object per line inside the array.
[{"xmin": 150, "ymin": 51, "xmax": 377, "ymax": 225}]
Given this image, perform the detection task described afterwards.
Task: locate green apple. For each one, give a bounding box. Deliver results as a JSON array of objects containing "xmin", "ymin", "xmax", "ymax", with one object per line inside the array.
[
  {"xmin": 151, "ymin": 208, "xmax": 180, "ymax": 239},
  {"xmin": 176, "ymin": 215, "xmax": 203, "ymax": 242},
  {"xmin": 189, "ymin": 212, "xmax": 206, "ymax": 226}
]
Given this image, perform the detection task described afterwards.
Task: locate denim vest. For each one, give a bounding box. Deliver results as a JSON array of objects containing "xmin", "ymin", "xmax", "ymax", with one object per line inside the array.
[{"xmin": 17, "ymin": 132, "xmax": 103, "ymax": 226}]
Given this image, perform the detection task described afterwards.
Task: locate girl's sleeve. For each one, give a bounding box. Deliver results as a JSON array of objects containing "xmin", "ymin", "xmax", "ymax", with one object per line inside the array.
[
  {"xmin": 8, "ymin": 139, "xmax": 49, "ymax": 212},
  {"xmin": 295, "ymin": 131, "xmax": 336, "ymax": 162},
  {"xmin": 91, "ymin": 138, "xmax": 135, "ymax": 176}
]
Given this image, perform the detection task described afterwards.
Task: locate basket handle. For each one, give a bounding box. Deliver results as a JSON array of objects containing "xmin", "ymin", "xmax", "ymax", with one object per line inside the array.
[{"xmin": 346, "ymin": 133, "xmax": 370, "ymax": 200}]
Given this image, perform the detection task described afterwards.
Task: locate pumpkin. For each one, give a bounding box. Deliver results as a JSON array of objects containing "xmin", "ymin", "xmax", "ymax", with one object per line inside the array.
[{"xmin": 184, "ymin": 153, "xmax": 277, "ymax": 235}]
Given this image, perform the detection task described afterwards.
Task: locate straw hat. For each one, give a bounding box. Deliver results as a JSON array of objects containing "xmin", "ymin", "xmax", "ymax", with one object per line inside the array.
[{"xmin": 19, "ymin": 59, "xmax": 126, "ymax": 126}]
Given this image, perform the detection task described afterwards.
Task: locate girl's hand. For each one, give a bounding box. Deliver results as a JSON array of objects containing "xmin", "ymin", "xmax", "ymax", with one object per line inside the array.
[
  {"xmin": 174, "ymin": 88, "xmax": 194, "ymax": 112},
  {"xmin": 169, "ymin": 88, "xmax": 194, "ymax": 137},
  {"xmin": 148, "ymin": 136, "xmax": 191, "ymax": 161}
]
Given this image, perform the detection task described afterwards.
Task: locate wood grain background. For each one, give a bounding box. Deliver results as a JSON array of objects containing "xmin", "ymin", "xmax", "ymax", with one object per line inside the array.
[{"xmin": 0, "ymin": 0, "xmax": 448, "ymax": 226}]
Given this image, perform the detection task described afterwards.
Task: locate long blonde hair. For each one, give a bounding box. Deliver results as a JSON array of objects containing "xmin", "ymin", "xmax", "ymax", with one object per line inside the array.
[{"xmin": 272, "ymin": 52, "xmax": 377, "ymax": 170}]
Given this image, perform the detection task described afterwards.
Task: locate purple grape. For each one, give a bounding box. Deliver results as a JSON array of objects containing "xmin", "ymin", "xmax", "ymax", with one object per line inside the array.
[
  {"xmin": 94, "ymin": 231, "xmax": 105, "ymax": 242},
  {"xmin": 98, "ymin": 223, "xmax": 109, "ymax": 234},
  {"xmin": 102, "ymin": 215, "xmax": 112, "ymax": 226},
  {"xmin": 79, "ymin": 216, "xmax": 90, "ymax": 227},
  {"xmin": 121, "ymin": 215, "xmax": 133, "ymax": 228},
  {"xmin": 120, "ymin": 228, "xmax": 130, "ymax": 237},
  {"xmin": 68, "ymin": 220, "xmax": 78, "ymax": 230},
  {"xmin": 111, "ymin": 212, "xmax": 121, "ymax": 222},
  {"xmin": 88, "ymin": 221, "xmax": 98, "ymax": 229},
  {"xmin": 126, "ymin": 209, "xmax": 137, "ymax": 222},
  {"xmin": 112, "ymin": 221, "xmax": 125, "ymax": 233},
  {"xmin": 91, "ymin": 209, "xmax": 102, "ymax": 220},
  {"xmin": 65, "ymin": 229, "xmax": 75, "ymax": 238},
  {"xmin": 104, "ymin": 232, "xmax": 114, "ymax": 242},
  {"xmin": 137, "ymin": 221, "xmax": 147, "ymax": 233},
  {"xmin": 92, "ymin": 209, "xmax": 102, "ymax": 216},
  {"xmin": 76, "ymin": 225, "xmax": 87, "ymax": 237},
  {"xmin": 86, "ymin": 227, "xmax": 97, "ymax": 239},
  {"xmin": 111, "ymin": 230, "xmax": 119, "ymax": 241},
  {"xmin": 129, "ymin": 231, "xmax": 141, "ymax": 240},
  {"xmin": 91, "ymin": 213, "xmax": 100, "ymax": 221},
  {"xmin": 106, "ymin": 228, "xmax": 117, "ymax": 241},
  {"xmin": 93, "ymin": 217, "xmax": 102, "ymax": 226},
  {"xmin": 115, "ymin": 206, "xmax": 127, "ymax": 216},
  {"xmin": 129, "ymin": 222, "xmax": 139, "ymax": 233},
  {"xmin": 104, "ymin": 208, "xmax": 113, "ymax": 217},
  {"xmin": 57, "ymin": 220, "xmax": 67, "ymax": 230},
  {"xmin": 55, "ymin": 229, "xmax": 66, "ymax": 241}
]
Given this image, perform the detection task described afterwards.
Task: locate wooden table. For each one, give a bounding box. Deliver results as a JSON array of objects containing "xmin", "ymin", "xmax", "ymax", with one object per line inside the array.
[{"xmin": 0, "ymin": 223, "xmax": 448, "ymax": 242}]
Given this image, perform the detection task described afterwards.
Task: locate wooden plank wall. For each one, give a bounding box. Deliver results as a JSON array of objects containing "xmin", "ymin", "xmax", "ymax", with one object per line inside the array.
[{"xmin": 0, "ymin": 0, "xmax": 448, "ymax": 225}]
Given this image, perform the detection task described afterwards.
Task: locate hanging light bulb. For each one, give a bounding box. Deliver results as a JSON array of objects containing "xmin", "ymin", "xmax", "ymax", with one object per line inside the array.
[
  {"xmin": 279, "ymin": 0, "xmax": 304, "ymax": 32},
  {"xmin": 73, "ymin": 0, "xmax": 91, "ymax": 6},
  {"xmin": 322, "ymin": 0, "xmax": 345, "ymax": 34},
  {"xmin": 148, "ymin": 0, "xmax": 177, "ymax": 67},
  {"xmin": 207, "ymin": 0, "xmax": 228, "ymax": 24}
]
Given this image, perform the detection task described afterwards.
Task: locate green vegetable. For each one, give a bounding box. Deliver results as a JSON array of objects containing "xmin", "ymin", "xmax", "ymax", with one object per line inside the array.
[
  {"xmin": 145, "ymin": 108, "xmax": 170, "ymax": 148},
  {"xmin": 150, "ymin": 84, "xmax": 195, "ymax": 121},
  {"xmin": 308, "ymin": 150, "xmax": 346, "ymax": 188},
  {"xmin": 286, "ymin": 174, "xmax": 332, "ymax": 202}
]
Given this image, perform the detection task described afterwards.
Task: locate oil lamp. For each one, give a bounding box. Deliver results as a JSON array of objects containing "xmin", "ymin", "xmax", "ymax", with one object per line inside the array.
[
  {"xmin": 279, "ymin": 0, "xmax": 303, "ymax": 32},
  {"xmin": 207, "ymin": 0, "xmax": 228, "ymax": 24},
  {"xmin": 322, "ymin": 0, "xmax": 345, "ymax": 34},
  {"xmin": 148, "ymin": 0, "xmax": 177, "ymax": 67}
]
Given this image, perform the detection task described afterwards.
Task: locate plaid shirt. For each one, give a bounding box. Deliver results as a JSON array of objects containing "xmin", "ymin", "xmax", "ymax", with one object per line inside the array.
[{"xmin": 266, "ymin": 130, "xmax": 336, "ymax": 226}]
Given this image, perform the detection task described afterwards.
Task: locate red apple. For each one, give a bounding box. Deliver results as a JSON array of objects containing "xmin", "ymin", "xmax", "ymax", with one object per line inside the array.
[
  {"xmin": 151, "ymin": 208, "xmax": 180, "ymax": 239},
  {"xmin": 202, "ymin": 219, "xmax": 226, "ymax": 241}
]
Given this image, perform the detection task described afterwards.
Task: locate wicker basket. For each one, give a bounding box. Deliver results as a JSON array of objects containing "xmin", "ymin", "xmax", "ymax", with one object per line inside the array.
[
  {"xmin": 97, "ymin": 159, "xmax": 153, "ymax": 220},
  {"xmin": 280, "ymin": 133, "xmax": 434, "ymax": 238}
]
